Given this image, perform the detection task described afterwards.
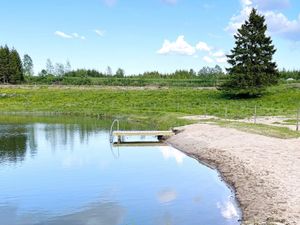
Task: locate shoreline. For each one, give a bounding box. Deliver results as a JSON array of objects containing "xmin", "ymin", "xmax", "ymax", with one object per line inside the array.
[{"xmin": 167, "ymin": 124, "xmax": 300, "ymax": 225}]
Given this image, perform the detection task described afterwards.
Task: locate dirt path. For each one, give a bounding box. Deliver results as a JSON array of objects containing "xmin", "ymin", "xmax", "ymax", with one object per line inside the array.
[{"xmin": 167, "ymin": 124, "xmax": 300, "ymax": 225}]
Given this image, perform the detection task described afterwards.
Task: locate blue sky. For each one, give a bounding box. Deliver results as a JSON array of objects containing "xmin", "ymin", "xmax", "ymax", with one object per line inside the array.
[{"xmin": 1, "ymin": 0, "xmax": 300, "ymax": 74}]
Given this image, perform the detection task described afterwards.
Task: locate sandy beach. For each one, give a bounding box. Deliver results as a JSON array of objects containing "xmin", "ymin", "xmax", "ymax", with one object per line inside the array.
[{"xmin": 167, "ymin": 124, "xmax": 300, "ymax": 225}]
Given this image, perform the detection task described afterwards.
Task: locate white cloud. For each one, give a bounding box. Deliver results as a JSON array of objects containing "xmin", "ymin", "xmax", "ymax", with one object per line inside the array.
[
  {"xmin": 216, "ymin": 57, "xmax": 227, "ymax": 63},
  {"xmin": 203, "ymin": 56, "xmax": 214, "ymax": 63},
  {"xmin": 55, "ymin": 31, "xmax": 73, "ymax": 39},
  {"xmin": 225, "ymin": 4, "xmax": 252, "ymax": 33},
  {"xmin": 72, "ymin": 33, "xmax": 79, "ymax": 38},
  {"xmin": 241, "ymin": 0, "xmax": 252, "ymax": 6},
  {"xmin": 212, "ymin": 50, "xmax": 225, "ymax": 57},
  {"xmin": 211, "ymin": 51, "xmax": 227, "ymax": 63},
  {"xmin": 157, "ymin": 36, "xmax": 227, "ymax": 64},
  {"xmin": 217, "ymin": 199, "xmax": 239, "ymax": 220},
  {"xmin": 226, "ymin": 0, "xmax": 300, "ymax": 41},
  {"xmin": 94, "ymin": 29, "xmax": 106, "ymax": 37},
  {"xmin": 253, "ymin": 0, "xmax": 290, "ymax": 11},
  {"xmin": 196, "ymin": 41, "xmax": 212, "ymax": 52},
  {"xmin": 157, "ymin": 35, "xmax": 196, "ymax": 56},
  {"xmin": 55, "ymin": 31, "xmax": 85, "ymax": 40}
]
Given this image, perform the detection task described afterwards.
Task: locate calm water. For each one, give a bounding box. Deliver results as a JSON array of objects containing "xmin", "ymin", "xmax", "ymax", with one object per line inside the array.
[{"xmin": 0, "ymin": 118, "xmax": 240, "ymax": 225}]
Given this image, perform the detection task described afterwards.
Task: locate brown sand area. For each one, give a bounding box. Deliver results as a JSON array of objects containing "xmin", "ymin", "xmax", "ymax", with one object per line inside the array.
[{"xmin": 167, "ymin": 124, "xmax": 300, "ymax": 225}]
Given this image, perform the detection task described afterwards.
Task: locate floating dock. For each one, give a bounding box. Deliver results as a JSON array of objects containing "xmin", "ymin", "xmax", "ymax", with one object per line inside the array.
[
  {"xmin": 113, "ymin": 142, "xmax": 168, "ymax": 147},
  {"xmin": 112, "ymin": 130, "xmax": 174, "ymax": 143},
  {"xmin": 109, "ymin": 119, "xmax": 174, "ymax": 145},
  {"xmin": 113, "ymin": 130, "xmax": 174, "ymax": 137}
]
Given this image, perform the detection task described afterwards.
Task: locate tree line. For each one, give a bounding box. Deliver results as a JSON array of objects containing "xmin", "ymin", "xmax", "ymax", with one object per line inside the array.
[
  {"xmin": 0, "ymin": 46, "xmax": 24, "ymax": 84},
  {"xmin": 0, "ymin": 45, "xmax": 34, "ymax": 84},
  {"xmin": 1, "ymin": 9, "xmax": 300, "ymax": 92}
]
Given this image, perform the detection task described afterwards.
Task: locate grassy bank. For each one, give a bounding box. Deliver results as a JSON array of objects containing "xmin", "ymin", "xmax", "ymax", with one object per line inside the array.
[{"xmin": 0, "ymin": 84, "xmax": 299, "ymax": 130}]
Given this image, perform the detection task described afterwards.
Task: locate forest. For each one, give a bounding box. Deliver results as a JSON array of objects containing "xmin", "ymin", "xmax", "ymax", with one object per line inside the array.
[{"xmin": 0, "ymin": 45, "xmax": 299, "ymax": 87}]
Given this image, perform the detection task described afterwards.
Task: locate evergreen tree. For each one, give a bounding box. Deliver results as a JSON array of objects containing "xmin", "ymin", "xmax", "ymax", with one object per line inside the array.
[
  {"xmin": 46, "ymin": 59, "xmax": 54, "ymax": 75},
  {"xmin": 115, "ymin": 68, "xmax": 125, "ymax": 77},
  {"xmin": 9, "ymin": 49, "xmax": 24, "ymax": 84},
  {"xmin": 0, "ymin": 45, "xmax": 10, "ymax": 83},
  {"xmin": 23, "ymin": 54, "xmax": 34, "ymax": 76},
  {"xmin": 221, "ymin": 9, "xmax": 279, "ymax": 96}
]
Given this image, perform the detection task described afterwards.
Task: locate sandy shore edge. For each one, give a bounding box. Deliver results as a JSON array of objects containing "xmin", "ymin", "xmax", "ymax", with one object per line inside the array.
[{"xmin": 167, "ymin": 124, "xmax": 300, "ymax": 225}]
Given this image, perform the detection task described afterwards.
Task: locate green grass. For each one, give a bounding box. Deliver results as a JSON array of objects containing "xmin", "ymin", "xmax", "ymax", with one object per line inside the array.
[
  {"xmin": 0, "ymin": 84, "xmax": 299, "ymax": 131},
  {"xmin": 213, "ymin": 120, "xmax": 300, "ymax": 139}
]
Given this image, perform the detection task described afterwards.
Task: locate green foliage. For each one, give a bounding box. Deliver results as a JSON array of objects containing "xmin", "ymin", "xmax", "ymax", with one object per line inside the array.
[
  {"xmin": 9, "ymin": 49, "xmax": 24, "ymax": 84},
  {"xmin": 28, "ymin": 64, "xmax": 226, "ymax": 87},
  {"xmin": 198, "ymin": 65, "xmax": 222, "ymax": 76},
  {"xmin": 23, "ymin": 54, "xmax": 34, "ymax": 76},
  {"xmin": 115, "ymin": 68, "xmax": 125, "ymax": 78},
  {"xmin": 46, "ymin": 59, "xmax": 54, "ymax": 75},
  {"xmin": 0, "ymin": 85, "xmax": 299, "ymax": 121},
  {"xmin": 0, "ymin": 45, "xmax": 10, "ymax": 83},
  {"xmin": 215, "ymin": 120, "xmax": 300, "ymax": 139},
  {"xmin": 221, "ymin": 9, "xmax": 279, "ymax": 97},
  {"xmin": 64, "ymin": 69, "xmax": 106, "ymax": 78},
  {"xmin": 0, "ymin": 45, "xmax": 24, "ymax": 84},
  {"xmin": 279, "ymin": 69, "xmax": 300, "ymax": 80},
  {"xmin": 26, "ymin": 75, "xmax": 225, "ymax": 87}
]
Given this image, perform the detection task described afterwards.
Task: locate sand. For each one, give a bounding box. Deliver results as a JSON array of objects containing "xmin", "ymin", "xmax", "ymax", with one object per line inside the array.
[{"xmin": 167, "ymin": 124, "xmax": 300, "ymax": 225}]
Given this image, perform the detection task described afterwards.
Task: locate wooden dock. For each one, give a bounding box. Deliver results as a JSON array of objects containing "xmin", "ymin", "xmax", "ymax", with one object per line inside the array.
[
  {"xmin": 112, "ymin": 130, "xmax": 174, "ymax": 143},
  {"xmin": 113, "ymin": 130, "xmax": 174, "ymax": 137}
]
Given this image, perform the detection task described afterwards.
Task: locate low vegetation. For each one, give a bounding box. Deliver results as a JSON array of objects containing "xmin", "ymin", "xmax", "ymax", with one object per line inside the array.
[
  {"xmin": 214, "ymin": 120, "xmax": 300, "ymax": 139},
  {"xmin": 0, "ymin": 84, "xmax": 299, "ymax": 130}
]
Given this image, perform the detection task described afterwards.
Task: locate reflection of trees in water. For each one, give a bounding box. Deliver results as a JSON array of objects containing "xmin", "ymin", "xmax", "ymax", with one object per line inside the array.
[
  {"xmin": 44, "ymin": 123, "xmax": 104, "ymax": 150},
  {"xmin": 0, "ymin": 126, "xmax": 28, "ymax": 164},
  {"xmin": 27, "ymin": 125, "xmax": 38, "ymax": 157},
  {"xmin": 0, "ymin": 124, "xmax": 37, "ymax": 164},
  {"xmin": 0, "ymin": 121, "xmax": 108, "ymax": 164},
  {"xmin": 0, "ymin": 201, "xmax": 125, "ymax": 225},
  {"xmin": 0, "ymin": 118, "xmax": 150, "ymax": 164}
]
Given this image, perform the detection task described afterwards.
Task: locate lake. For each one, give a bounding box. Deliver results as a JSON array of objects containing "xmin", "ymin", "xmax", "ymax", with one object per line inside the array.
[{"xmin": 0, "ymin": 116, "xmax": 240, "ymax": 225}]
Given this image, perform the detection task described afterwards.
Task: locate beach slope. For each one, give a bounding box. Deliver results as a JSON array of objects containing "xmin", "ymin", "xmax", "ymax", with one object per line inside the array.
[{"xmin": 167, "ymin": 124, "xmax": 300, "ymax": 225}]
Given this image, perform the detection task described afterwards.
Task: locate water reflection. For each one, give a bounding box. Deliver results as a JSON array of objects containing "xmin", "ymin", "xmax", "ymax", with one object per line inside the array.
[
  {"xmin": 0, "ymin": 121, "xmax": 106, "ymax": 164},
  {"xmin": 0, "ymin": 201, "xmax": 125, "ymax": 225},
  {"xmin": 0, "ymin": 125, "xmax": 28, "ymax": 164},
  {"xmin": 160, "ymin": 146, "xmax": 186, "ymax": 165},
  {"xmin": 217, "ymin": 198, "xmax": 239, "ymax": 220},
  {"xmin": 0, "ymin": 117, "xmax": 241, "ymax": 225},
  {"xmin": 157, "ymin": 188, "xmax": 177, "ymax": 204}
]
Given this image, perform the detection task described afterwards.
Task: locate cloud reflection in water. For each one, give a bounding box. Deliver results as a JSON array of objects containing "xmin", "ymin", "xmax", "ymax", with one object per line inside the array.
[
  {"xmin": 217, "ymin": 198, "xmax": 239, "ymax": 220},
  {"xmin": 0, "ymin": 201, "xmax": 125, "ymax": 225},
  {"xmin": 160, "ymin": 146, "xmax": 186, "ymax": 165}
]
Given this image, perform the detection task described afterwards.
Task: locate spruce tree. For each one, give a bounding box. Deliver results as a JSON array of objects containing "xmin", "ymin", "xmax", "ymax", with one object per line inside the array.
[
  {"xmin": 0, "ymin": 45, "xmax": 11, "ymax": 84},
  {"xmin": 221, "ymin": 9, "xmax": 279, "ymax": 96},
  {"xmin": 9, "ymin": 49, "xmax": 24, "ymax": 84}
]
